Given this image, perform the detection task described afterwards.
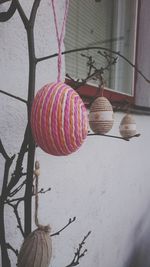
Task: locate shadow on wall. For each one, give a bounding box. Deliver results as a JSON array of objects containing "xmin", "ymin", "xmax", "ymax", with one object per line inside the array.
[{"xmin": 125, "ymin": 206, "xmax": 150, "ymax": 267}]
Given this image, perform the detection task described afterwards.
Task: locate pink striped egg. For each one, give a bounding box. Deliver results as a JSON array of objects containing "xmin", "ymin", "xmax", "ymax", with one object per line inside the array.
[
  {"xmin": 31, "ymin": 82, "xmax": 88, "ymax": 156},
  {"xmin": 89, "ymin": 96, "xmax": 114, "ymax": 134}
]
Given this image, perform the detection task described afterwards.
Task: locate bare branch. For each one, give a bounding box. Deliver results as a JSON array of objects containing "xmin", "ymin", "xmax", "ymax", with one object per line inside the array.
[
  {"xmin": 5, "ymin": 197, "xmax": 24, "ymax": 204},
  {"xmin": 0, "ymin": 139, "xmax": 11, "ymax": 160},
  {"xmin": 36, "ymin": 46, "xmax": 150, "ymax": 84},
  {"xmin": 7, "ymin": 125, "xmax": 29, "ymax": 194},
  {"xmin": 0, "ymin": 1, "xmax": 16, "ymax": 22},
  {"xmin": 51, "ymin": 217, "xmax": 76, "ymax": 237},
  {"xmin": 9, "ymin": 180, "xmax": 26, "ymax": 197},
  {"xmin": 0, "ymin": 90, "xmax": 27, "ymax": 104},
  {"xmin": 38, "ymin": 187, "xmax": 51, "ymax": 194},
  {"xmin": 0, "ymin": 0, "xmax": 11, "ymax": 3},
  {"xmin": 29, "ymin": 0, "xmax": 41, "ymax": 26},
  {"xmin": 65, "ymin": 231, "xmax": 91, "ymax": 267},
  {"xmin": 13, "ymin": 0, "xmax": 28, "ymax": 28},
  {"xmin": 7, "ymin": 201, "xmax": 25, "ymax": 237},
  {"xmin": 6, "ymin": 243, "xmax": 18, "ymax": 256},
  {"xmin": 88, "ymin": 133, "xmax": 141, "ymax": 141}
]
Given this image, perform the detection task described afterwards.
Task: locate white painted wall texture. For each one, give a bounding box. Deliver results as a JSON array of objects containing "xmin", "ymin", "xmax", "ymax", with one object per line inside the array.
[{"xmin": 0, "ymin": 1, "xmax": 150, "ymax": 267}]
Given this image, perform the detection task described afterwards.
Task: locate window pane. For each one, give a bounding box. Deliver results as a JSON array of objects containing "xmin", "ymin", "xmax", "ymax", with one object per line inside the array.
[
  {"xmin": 110, "ymin": 0, "xmax": 138, "ymax": 95},
  {"xmin": 65, "ymin": 0, "xmax": 138, "ymax": 96}
]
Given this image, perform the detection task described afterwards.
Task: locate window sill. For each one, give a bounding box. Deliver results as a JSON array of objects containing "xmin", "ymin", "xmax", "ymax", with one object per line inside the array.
[{"xmin": 65, "ymin": 78, "xmax": 150, "ymax": 115}]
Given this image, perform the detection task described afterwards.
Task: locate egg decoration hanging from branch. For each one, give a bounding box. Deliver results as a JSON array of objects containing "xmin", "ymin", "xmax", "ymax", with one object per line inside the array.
[
  {"xmin": 18, "ymin": 161, "xmax": 52, "ymax": 267},
  {"xmin": 31, "ymin": 82, "xmax": 88, "ymax": 156},
  {"xmin": 119, "ymin": 113, "xmax": 136, "ymax": 138},
  {"xmin": 89, "ymin": 96, "xmax": 114, "ymax": 134},
  {"xmin": 18, "ymin": 226, "xmax": 52, "ymax": 267},
  {"xmin": 30, "ymin": 0, "xmax": 88, "ymax": 156}
]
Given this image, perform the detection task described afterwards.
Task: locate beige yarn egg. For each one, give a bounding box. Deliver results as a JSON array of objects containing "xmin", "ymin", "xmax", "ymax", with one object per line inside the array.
[
  {"xmin": 89, "ymin": 96, "xmax": 114, "ymax": 134},
  {"xmin": 18, "ymin": 226, "xmax": 52, "ymax": 267},
  {"xmin": 119, "ymin": 114, "xmax": 136, "ymax": 138}
]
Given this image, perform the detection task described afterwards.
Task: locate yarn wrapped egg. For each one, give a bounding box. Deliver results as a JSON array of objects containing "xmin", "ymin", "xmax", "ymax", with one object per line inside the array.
[
  {"xmin": 18, "ymin": 226, "xmax": 52, "ymax": 267},
  {"xmin": 119, "ymin": 114, "xmax": 136, "ymax": 138},
  {"xmin": 89, "ymin": 96, "xmax": 114, "ymax": 134},
  {"xmin": 31, "ymin": 82, "xmax": 88, "ymax": 156}
]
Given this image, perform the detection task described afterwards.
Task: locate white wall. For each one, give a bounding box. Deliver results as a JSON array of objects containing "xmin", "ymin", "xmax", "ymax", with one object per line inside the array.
[{"xmin": 0, "ymin": 1, "xmax": 150, "ymax": 267}]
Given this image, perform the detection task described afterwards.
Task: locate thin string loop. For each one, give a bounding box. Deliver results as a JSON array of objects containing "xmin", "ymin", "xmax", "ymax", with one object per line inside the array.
[
  {"xmin": 33, "ymin": 161, "xmax": 51, "ymax": 232},
  {"xmin": 51, "ymin": 0, "xmax": 69, "ymax": 82}
]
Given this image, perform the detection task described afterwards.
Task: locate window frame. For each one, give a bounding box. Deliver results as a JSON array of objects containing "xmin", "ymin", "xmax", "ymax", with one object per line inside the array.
[{"xmin": 65, "ymin": 0, "xmax": 140, "ymax": 105}]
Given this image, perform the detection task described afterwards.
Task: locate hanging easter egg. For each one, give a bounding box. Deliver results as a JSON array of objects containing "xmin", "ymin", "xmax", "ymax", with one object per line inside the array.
[
  {"xmin": 31, "ymin": 82, "xmax": 88, "ymax": 156},
  {"xmin": 18, "ymin": 226, "xmax": 52, "ymax": 267},
  {"xmin": 119, "ymin": 114, "xmax": 136, "ymax": 138},
  {"xmin": 89, "ymin": 96, "xmax": 114, "ymax": 134}
]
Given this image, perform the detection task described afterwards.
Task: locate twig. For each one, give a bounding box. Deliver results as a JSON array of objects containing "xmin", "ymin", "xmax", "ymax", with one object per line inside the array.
[
  {"xmin": 51, "ymin": 217, "xmax": 76, "ymax": 237},
  {"xmin": 9, "ymin": 180, "xmax": 26, "ymax": 197},
  {"xmin": 24, "ymin": 0, "xmax": 42, "ymax": 237},
  {"xmin": 65, "ymin": 231, "xmax": 91, "ymax": 267},
  {"xmin": 66, "ymin": 50, "xmax": 117, "ymax": 91},
  {"xmin": 0, "ymin": 139, "xmax": 11, "ymax": 160},
  {"xmin": 13, "ymin": 0, "xmax": 28, "ymax": 28},
  {"xmin": 36, "ymin": 46, "xmax": 150, "ymax": 83},
  {"xmin": 5, "ymin": 197, "xmax": 24, "ymax": 204},
  {"xmin": 38, "ymin": 187, "xmax": 51, "ymax": 194},
  {"xmin": 0, "ymin": 90, "xmax": 27, "ymax": 104},
  {"xmin": 7, "ymin": 125, "xmax": 29, "ymax": 194},
  {"xmin": 29, "ymin": 0, "xmax": 41, "ymax": 26},
  {"xmin": 88, "ymin": 133, "xmax": 141, "ymax": 141},
  {"xmin": 0, "ymin": 151, "xmax": 15, "ymax": 267},
  {"xmin": 6, "ymin": 243, "xmax": 18, "ymax": 256},
  {"xmin": 0, "ymin": 0, "xmax": 11, "ymax": 3},
  {"xmin": 0, "ymin": 1, "xmax": 16, "ymax": 22},
  {"xmin": 7, "ymin": 201, "xmax": 25, "ymax": 237}
]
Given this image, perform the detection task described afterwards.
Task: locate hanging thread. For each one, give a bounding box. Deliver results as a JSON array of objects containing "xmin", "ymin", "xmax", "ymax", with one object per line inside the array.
[
  {"xmin": 51, "ymin": 0, "xmax": 69, "ymax": 82},
  {"xmin": 34, "ymin": 160, "xmax": 50, "ymax": 231}
]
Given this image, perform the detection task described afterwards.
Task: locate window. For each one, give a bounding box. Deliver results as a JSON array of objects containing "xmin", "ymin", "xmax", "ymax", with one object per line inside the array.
[{"xmin": 65, "ymin": 0, "xmax": 138, "ymax": 100}]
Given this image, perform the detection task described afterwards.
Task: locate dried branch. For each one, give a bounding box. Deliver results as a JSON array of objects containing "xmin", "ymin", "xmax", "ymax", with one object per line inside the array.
[
  {"xmin": 0, "ymin": 139, "xmax": 11, "ymax": 161},
  {"xmin": 7, "ymin": 201, "xmax": 24, "ymax": 237},
  {"xmin": 9, "ymin": 180, "xmax": 26, "ymax": 197},
  {"xmin": 7, "ymin": 125, "xmax": 29, "ymax": 194},
  {"xmin": 36, "ymin": 46, "xmax": 150, "ymax": 84},
  {"xmin": 13, "ymin": 0, "xmax": 28, "ymax": 28},
  {"xmin": 81, "ymin": 54, "xmax": 96, "ymax": 76},
  {"xmin": 51, "ymin": 217, "xmax": 76, "ymax": 237},
  {"xmin": 0, "ymin": 148, "xmax": 15, "ymax": 266},
  {"xmin": 37, "ymin": 187, "xmax": 51, "ymax": 194},
  {"xmin": 5, "ymin": 197, "xmax": 24, "ymax": 204},
  {"xmin": 0, "ymin": 1, "xmax": 16, "ymax": 22},
  {"xmin": 6, "ymin": 243, "xmax": 18, "ymax": 257},
  {"xmin": 29, "ymin": 0, "xmax": 41, "ymax": 26},
  {"xmin": 88, "ymin": 133, "xmax": 141, "ymax": 141},
  {"xmin": 0, "ymin": 0, "xmax": 11, "ymax": 3},
  {"xmin": 65, "ymin": 231, "xmax": 91, "ymax": 267},
  {"xmin": 67, "ymin": 50, "xmax": 118, "ymax": 93},
  {"xmin": 0, "ymin": 90, "xmax": 27, "ymax": 104}
]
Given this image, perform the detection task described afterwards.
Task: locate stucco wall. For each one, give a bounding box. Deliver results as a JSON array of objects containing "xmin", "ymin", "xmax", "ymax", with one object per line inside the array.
[{"xmin": 0, "ymin": 1, "xmax": 150, "ymax": 267}]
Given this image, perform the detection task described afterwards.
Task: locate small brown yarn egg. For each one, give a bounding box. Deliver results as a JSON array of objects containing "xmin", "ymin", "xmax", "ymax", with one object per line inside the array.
[
  {"xmin": 18, "ymin": 226, "xmax": 52, "ymax": 267},
  {"xmin": 119, "ymin": 114, "xmax": 136, "ymax": 138},
  {"xmin": 89, "ymin": 96, "xmax": 114, "ymax": 134}
]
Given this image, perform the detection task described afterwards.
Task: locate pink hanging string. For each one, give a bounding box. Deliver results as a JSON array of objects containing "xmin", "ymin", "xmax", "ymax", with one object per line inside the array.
[{"xmin": 51, "ymin": 0, "xmax": 69, "ymax": 82}]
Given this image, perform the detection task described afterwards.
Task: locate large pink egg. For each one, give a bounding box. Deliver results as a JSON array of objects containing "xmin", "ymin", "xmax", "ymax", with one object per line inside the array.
[{"xmin": 31, "ymin": 82, "xmax": 88, "ymax": 156}]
